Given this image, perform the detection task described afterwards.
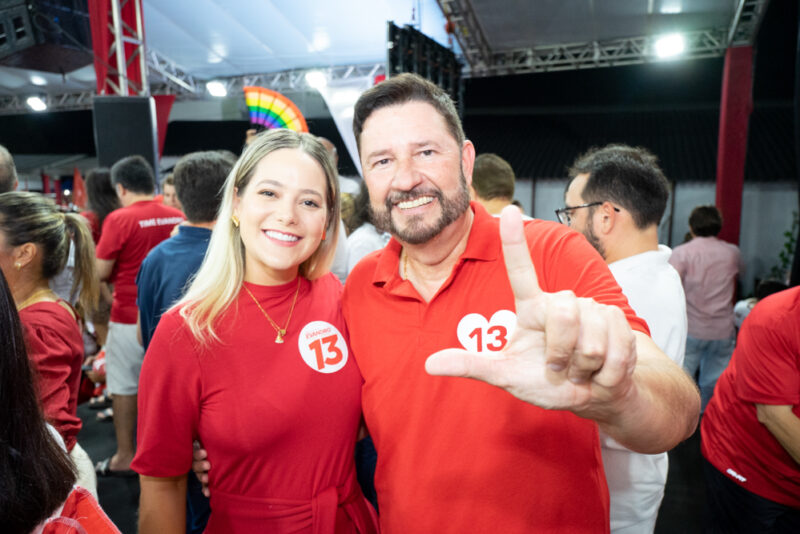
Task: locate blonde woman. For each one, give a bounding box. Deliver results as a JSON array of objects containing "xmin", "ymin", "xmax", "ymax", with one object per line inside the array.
[
  {"xmin": 0, "ymin": 191, "xmax": 100, "ymax": 496},
  {"xmin": 133, "ymin": 129, "xmax": 378, "ymax": 533}
]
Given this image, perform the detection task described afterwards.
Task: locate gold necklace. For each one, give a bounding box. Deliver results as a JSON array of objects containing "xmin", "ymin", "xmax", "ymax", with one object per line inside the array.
[
  {"xmin": 17, "ymin": 287, "xmax": 56, "ymax": 311},
  {"xmin": 402, "ymin": 250, "xmax": 409, "ymax": 280},
  {"xmin": 242, "ymin": 279, "xmax": 301, "ymax": 344}
]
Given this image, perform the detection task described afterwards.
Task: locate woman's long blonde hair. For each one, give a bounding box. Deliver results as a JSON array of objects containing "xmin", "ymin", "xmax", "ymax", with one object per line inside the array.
[{"xmin": 178, "ymin": 129, "xmax": 340, "ymax": 344}]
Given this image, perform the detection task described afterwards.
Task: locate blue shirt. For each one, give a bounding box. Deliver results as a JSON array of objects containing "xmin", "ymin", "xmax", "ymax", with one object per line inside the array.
[{"xmin": 136, "ymin": 225, "xmax": 212, "ymax": 350}]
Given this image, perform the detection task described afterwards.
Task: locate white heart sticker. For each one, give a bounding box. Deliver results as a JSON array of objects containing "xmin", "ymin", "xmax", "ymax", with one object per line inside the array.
[{"xmin": 456, "ymin": 310, "xmax": 517, "ymax": 353}]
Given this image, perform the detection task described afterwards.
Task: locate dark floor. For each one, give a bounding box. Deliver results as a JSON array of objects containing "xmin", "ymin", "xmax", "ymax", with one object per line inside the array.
[
  {"xmin": 78, "ymin": 403, "xmax": 140, "ymax": 534},
  {"xmin": 79, "ymin": 404, "xmax": 706, "ymax": 534}
]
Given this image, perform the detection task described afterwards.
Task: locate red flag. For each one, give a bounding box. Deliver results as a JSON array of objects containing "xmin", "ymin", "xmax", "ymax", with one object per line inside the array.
[{"xmin": 73, "ymin": 167, "xmax": 87, "ymax": 209}]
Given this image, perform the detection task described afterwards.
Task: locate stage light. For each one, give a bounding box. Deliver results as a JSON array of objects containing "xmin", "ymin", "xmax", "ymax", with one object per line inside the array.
[
  {"xmin": 305, "ymin": 70, "xmax": 327, "ymax": 90},
  {"xmin": 660, "ymin": 0, "xmax": 682, "ymax": 14},
  {"xmin": 206, "ymin": 80, "xmax": 227, "ymax": 97},
  {"xmin": 654, "ymin": 34, "xmax": 686, "ymax": 59},
  {"xmin": 30, "ymin": 75, "xmax": 47, "ymax": 86},
  {"xmin": 26, "ymin": 96, "xmax": 47, "ymax": 111}
]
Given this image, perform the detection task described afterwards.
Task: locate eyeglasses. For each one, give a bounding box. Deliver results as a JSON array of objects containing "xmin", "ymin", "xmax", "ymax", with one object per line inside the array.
[{"xmin": 555, "ymin": 202, "xmax": 619, "ymax": 225}]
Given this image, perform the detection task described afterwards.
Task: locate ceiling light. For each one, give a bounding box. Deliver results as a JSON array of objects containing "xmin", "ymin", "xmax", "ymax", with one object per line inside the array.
[
  {"xmin": 305, "ymin": 70, "xmax": 327, "ymax": 90},
  {"xmin": 660, "ymin": 0, "xmax": 682, "ymax": 14},
  {"xmin": 26, "ymin": 96, "xmax": 47, "ymax": 112},
  {"xmin": 654, "ymin": 34, "xmax": 685, "ymax": 59},
  {"xmin": 308, "ymin": 30, "xmax": 330, "ymax": 53},
  {"xmin": 30, "ymin": 75, "xmax": 47, "ymax": 86},
  {"xmin": 206, "ymin": 80, "xmax": 227, "ymax": 97}
]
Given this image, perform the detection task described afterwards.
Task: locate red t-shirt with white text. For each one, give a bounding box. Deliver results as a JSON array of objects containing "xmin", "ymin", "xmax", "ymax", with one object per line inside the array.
[
  {"xmin": 702, "ymin": 286, "xmax": 800, "ymax": 508},
  {"xmin": 95, "ymin": 200, "xmax": 183, "ymax": 323}
]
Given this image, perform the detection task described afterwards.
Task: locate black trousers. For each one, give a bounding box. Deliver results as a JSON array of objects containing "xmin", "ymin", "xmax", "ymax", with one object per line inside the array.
[{"xmin": 703, "ymin": 457, "xmax": 800, "ymax": 533}]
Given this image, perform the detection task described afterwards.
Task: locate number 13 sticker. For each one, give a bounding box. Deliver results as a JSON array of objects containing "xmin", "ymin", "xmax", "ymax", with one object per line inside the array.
[
  {"xmin": 298, "ymin": 321, "xmax": 348, "ymax": 373},
  {"xmin": 456, "ymin": 310, "xmax": 517, "ymax": 353}
]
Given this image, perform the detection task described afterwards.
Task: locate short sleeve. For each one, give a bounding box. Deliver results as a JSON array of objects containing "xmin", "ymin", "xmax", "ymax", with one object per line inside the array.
[
  {"xmin": 131, "ymin": 310, "xmax": 202, "ymax": 477},
  {"xmin": 24, "ymin": 321, "xmax": 79, "ymax": 438},
  {"xmin": 527, "ymin": 222, "xmax": 650, "ymax": 336},
  {"xmin": 734, "ymin": 320, "xmax": 800, "ymax": 406}
]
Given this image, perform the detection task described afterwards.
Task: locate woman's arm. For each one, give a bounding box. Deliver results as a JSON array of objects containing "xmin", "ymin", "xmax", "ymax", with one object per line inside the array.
[{"xmin": 138, "ymin": 474, "xmax": 188, "ymax": 534}]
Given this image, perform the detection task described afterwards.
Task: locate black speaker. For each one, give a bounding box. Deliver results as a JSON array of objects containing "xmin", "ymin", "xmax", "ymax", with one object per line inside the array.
[
  {"xmin": 386, "ymin": 21, "xmax": 462, "ymax": 108},
  {"xmin": 0, "ymin": 0, "xmax": 34, "ymax": 59},
  {"xmin": 92, "ymin": 96, "xmax": 159, "ymax": 176}
]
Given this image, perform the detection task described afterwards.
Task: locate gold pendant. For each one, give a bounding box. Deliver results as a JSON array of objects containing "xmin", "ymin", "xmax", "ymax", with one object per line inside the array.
[{"xmin": 275, "ymin": 329, "xmax": 286, "ymax": 344}]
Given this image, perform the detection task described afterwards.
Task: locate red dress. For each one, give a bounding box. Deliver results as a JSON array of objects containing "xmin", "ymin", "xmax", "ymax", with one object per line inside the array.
[
  {"xmin": 132, "ymin": 274, "xmax": 378, "ymax": 533},
  {"xmin": 20, "ymin": 301, "xmax": 84, "ymax": 452}
]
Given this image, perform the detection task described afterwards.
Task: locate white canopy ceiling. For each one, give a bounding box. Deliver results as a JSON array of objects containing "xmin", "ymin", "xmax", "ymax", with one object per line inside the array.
[{"xmin": 0, "ymin": 0, "xmax": 767, "ymax": 101}]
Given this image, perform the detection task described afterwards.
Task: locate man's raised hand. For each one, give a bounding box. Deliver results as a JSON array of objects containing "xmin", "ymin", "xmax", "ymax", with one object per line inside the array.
[{"xmin": 425, "ymin": 205, "xmax": 638, "ymax": 418}]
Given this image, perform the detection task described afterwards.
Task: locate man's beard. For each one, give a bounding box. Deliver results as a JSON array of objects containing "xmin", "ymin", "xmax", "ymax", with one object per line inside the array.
[
  {"xmin": 369, "ymin": 173, "xmax": 471, "ymax": 245},
  {"xmin": 582, "ymin": 216, "xmax": 606, "ymax": 260}
]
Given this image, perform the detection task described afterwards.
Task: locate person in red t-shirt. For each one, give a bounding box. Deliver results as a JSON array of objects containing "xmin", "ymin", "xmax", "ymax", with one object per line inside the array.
[
  {"xmin": 0, "ymin": 191, "xmax": 101, "ymax": 496},
  {"xmin": 133, "ymin": 129, "xmax": 378, "ymax": 533},
  {"xmin": 701, "ymin": 286, "xmax": 800, "ymax": 531},
  {"xmin": 94, "ymin": 155, "xmax": 184, "ymax": 476}
]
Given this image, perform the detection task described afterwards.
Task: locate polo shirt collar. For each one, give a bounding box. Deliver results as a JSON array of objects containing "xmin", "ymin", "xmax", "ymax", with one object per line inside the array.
[{"xmin": 371, "ymin": 201, "xmax": 500, "ymax": 291}]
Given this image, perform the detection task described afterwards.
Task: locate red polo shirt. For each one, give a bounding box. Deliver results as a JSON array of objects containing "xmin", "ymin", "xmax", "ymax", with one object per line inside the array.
[{"xmin": 343, "ymin": 202, "xmax": 648, "ymax": 534}]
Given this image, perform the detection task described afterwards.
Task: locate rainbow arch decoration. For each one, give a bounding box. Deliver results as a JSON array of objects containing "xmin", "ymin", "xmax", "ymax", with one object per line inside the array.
[{"xmin": 243, "ymin": 86, "xmax": 309, "ymax": 132}]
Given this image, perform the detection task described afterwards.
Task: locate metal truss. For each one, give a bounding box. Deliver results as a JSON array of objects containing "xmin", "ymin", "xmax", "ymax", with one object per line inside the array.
[
  {"xmin": 728, "ymin": 0, "xmax": 770, "ymax": 46},
  {"xmin": 476, "ymin": 28, "xmax": 730, "ymax": 77},
  {"xmin": 436, "ymin": 0, "xmax": 491, "ymax": 74},
  {"xmin": 0, "ymin": 92, "xmax": 96, "ymax": 115},
  {"xmin": 212, "ymin": 63, "xmax": 385, "ymax": 95},
  {"xmin": 440, "ymin": 0, "xmax": 769, "ymax": 76},
  {"xmin": 0, "ymin": 62, "xmax": 385, "ymax": 114},
  {"xmin": 101, "ymin": 0, "xmax": 148, "ymax": 96},
  {"xmin": 146, "ymin": 47, "xmax": 199, "ymax": 94}
]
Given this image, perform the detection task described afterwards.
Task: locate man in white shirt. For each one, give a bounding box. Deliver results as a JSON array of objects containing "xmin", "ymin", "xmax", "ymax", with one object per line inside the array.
[{"xmin": 561, "ymin": 144, "xmax": 688, "ymax": 534}]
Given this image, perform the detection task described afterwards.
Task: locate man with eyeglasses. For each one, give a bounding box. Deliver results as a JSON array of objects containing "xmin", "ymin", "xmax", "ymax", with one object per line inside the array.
[{"xmin": 562, "ymin": 144, "xmax": 688, "ymax": 534}]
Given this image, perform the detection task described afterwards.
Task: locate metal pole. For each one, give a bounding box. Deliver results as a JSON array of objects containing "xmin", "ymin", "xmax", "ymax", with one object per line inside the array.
[
  {"xmin": 134, "ymin": 0, "xmax": 149, "ymax": 95},
  {"xmin": 110, "ymin": 0, "xmax": 128, "ymax": 95}
]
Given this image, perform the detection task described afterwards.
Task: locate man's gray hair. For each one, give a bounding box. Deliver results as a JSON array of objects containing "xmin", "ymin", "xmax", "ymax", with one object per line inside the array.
[{"xmin": 0, "ymin": 144, "xmax": 18, "ymax": 193}]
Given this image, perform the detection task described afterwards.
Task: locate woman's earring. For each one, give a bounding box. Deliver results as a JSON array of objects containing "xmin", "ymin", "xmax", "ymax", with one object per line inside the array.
[
  {"xmin": 14, "ymin": 262, "xmax": 21, "ymax": 270},
  {"xmin": 231, "ymin": 214, "xmax": 240, "ymax": 228},
  {"xmin": 322, "ymin": 228, "xmax": 327, "ymax": 241}
]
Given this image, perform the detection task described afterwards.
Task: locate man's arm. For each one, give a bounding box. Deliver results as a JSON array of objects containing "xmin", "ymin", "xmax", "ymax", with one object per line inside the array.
[
  {"xmin": 136, "ymin": 311, "xmax": 143, "ymax": 346},
  {"xmin": 426, "ymin": 206, "xmax": 700, "ymax": 454},
  {"xmin": 590, "ymin": 331, "xmax": 699, "ymax": 452},
  {"xmin": 756, "ymin": 404, "xmax": 800, "ymax": 465},
  {"xmin": 96, "ymin": 258, "xmax": 115, "ymax": 283}
]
